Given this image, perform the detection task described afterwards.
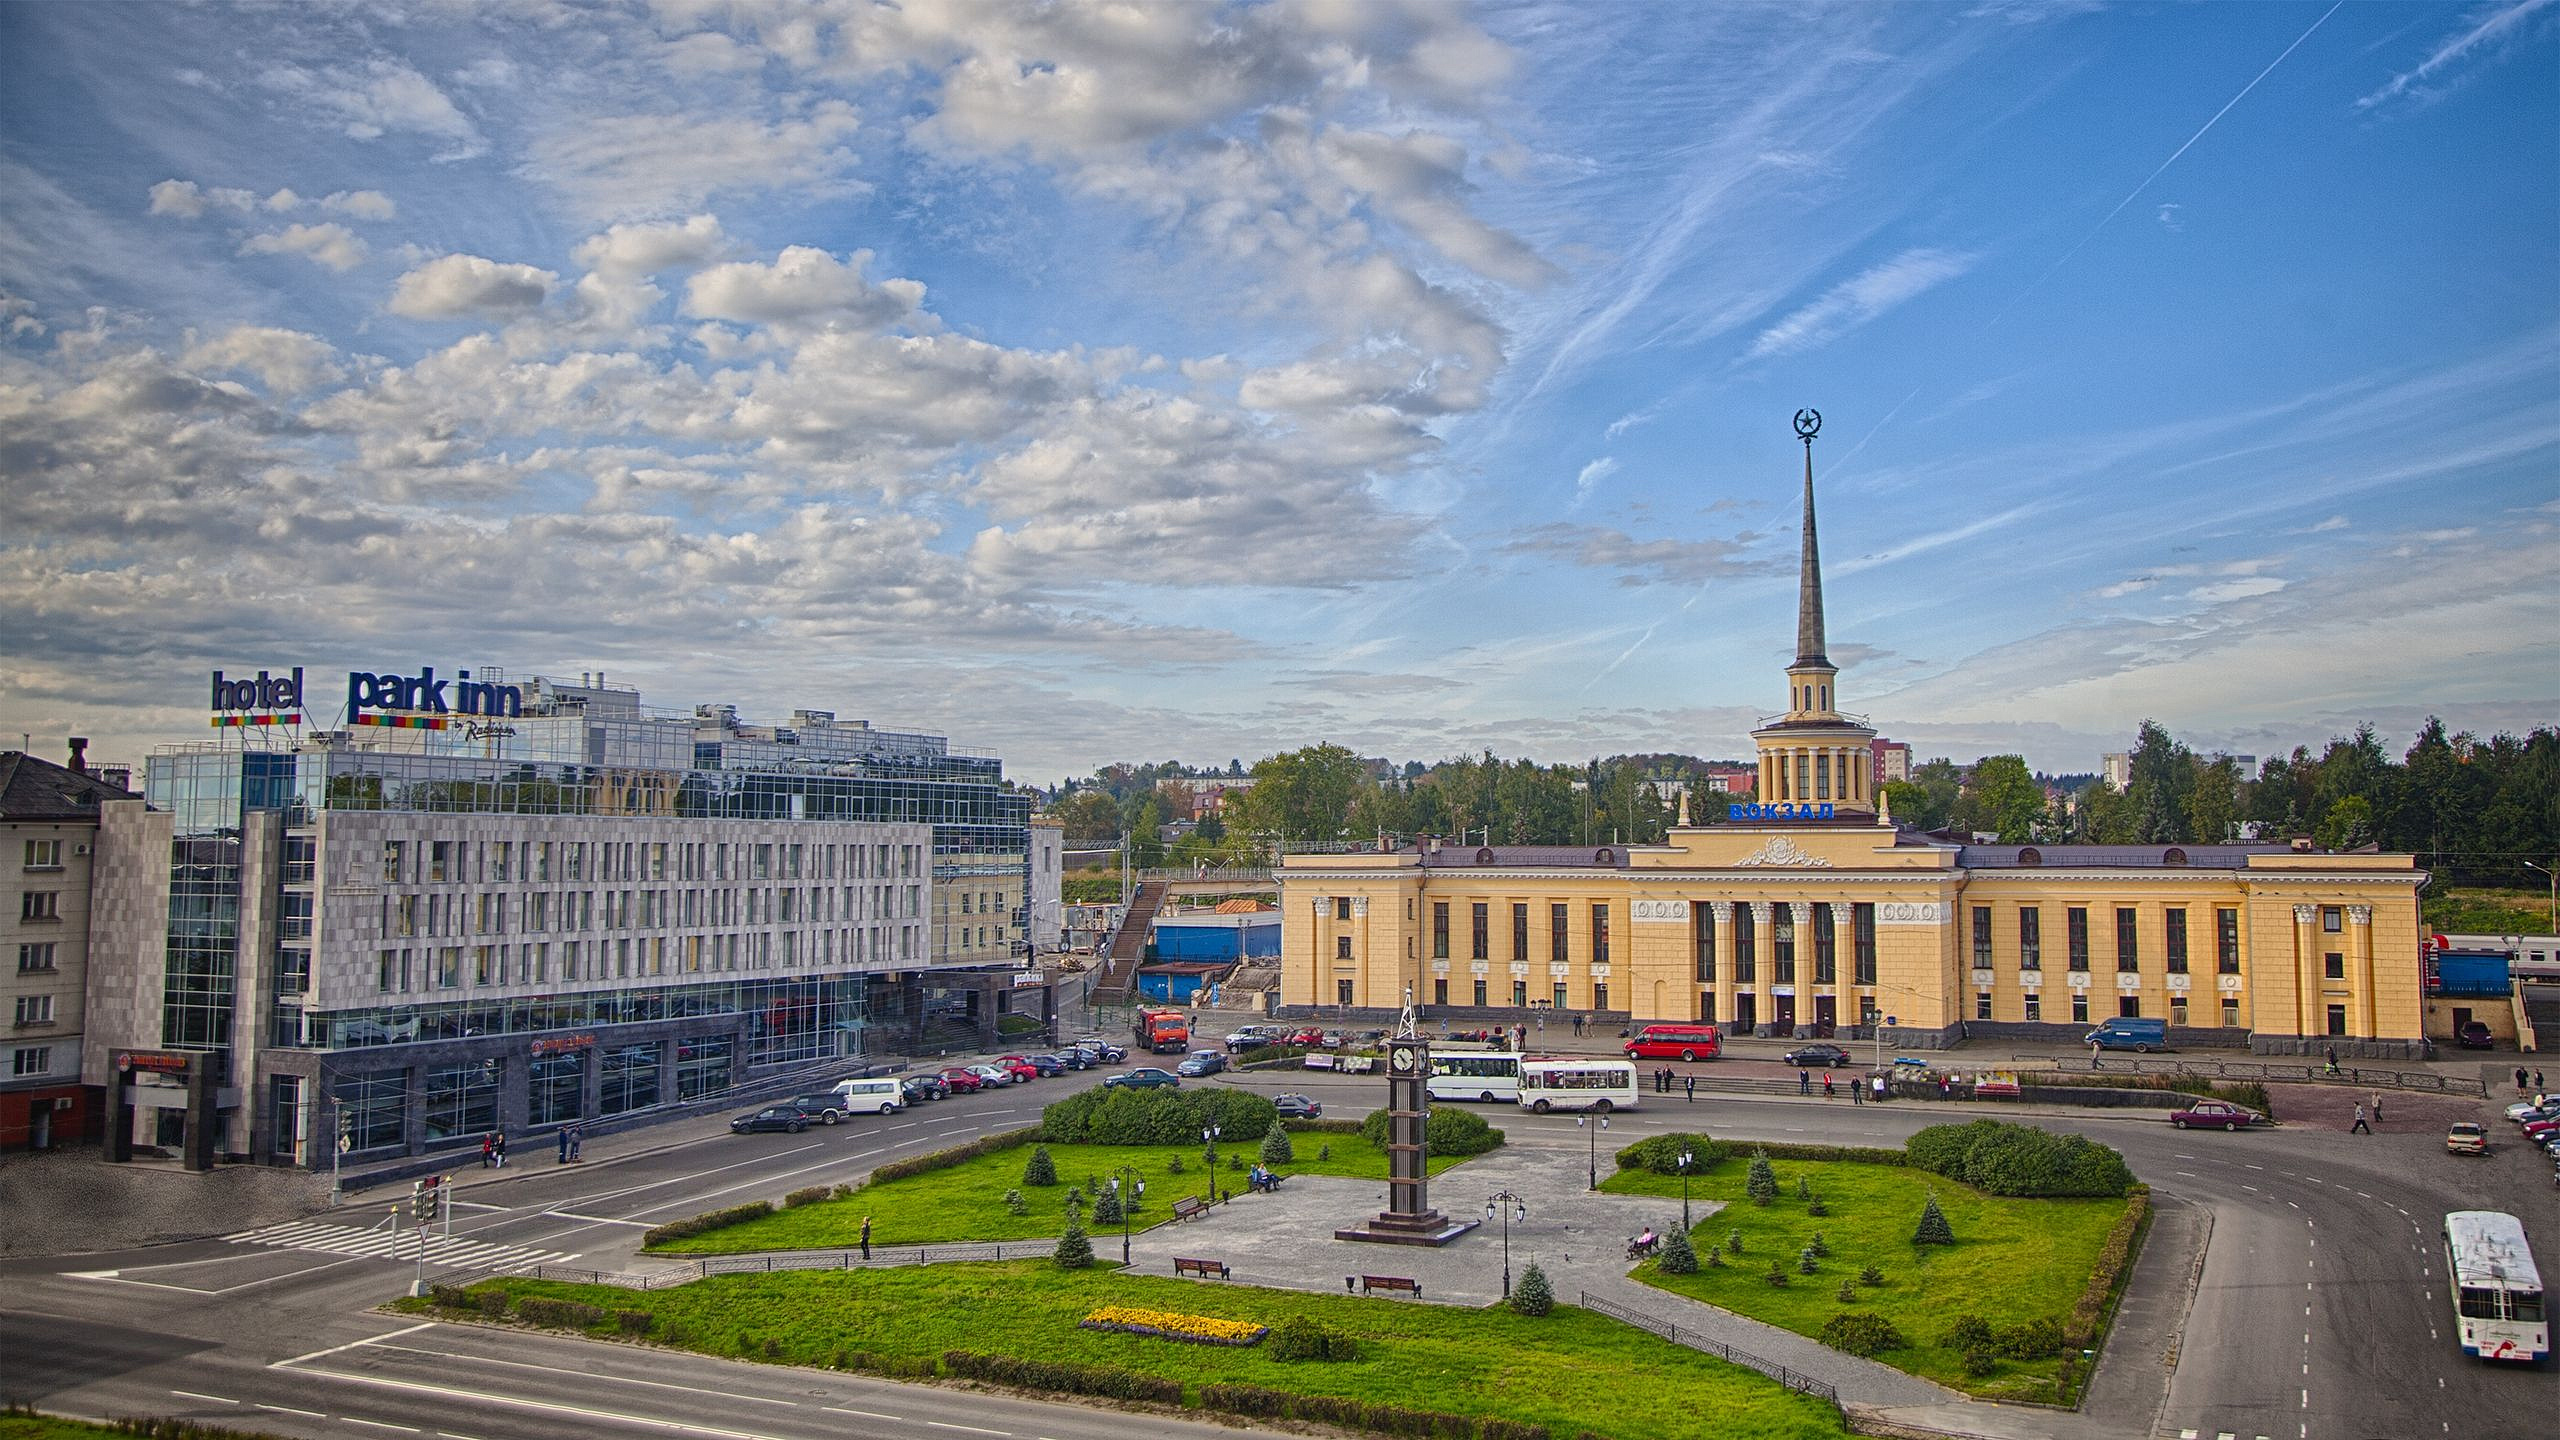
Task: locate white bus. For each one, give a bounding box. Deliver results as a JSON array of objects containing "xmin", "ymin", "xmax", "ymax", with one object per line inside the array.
[
  {"xmin": 1517, "ymin": 1058, "xmax": 1641, "ymax": 1114},
  {"xmin": 1428, "ymin": 1052, "xmax": 1522, "ymax": 1104},
  {"xmin": 2445, "ymin": 1210, "xmax": 2546, "ymax": 1362}
]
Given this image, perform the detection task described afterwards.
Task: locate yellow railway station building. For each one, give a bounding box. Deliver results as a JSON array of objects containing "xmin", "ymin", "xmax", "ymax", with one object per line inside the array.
[{"xmin": 1276, "ymin": 417, "xmax": 2427, "ymax": 1057}]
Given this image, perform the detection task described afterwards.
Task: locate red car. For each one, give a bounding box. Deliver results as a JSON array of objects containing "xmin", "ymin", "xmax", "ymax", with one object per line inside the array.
[
  {"xmin": 938, "ymin": 1067, "xmax": 985, "ymax": 1093},
  {"xmin": 2168, "ymin": 1099, "xmax": 2259, "ymax": 1130},
  {"xmin": 994, "ymin": 1056, "xmax": 1040, "ymax": 1082}
]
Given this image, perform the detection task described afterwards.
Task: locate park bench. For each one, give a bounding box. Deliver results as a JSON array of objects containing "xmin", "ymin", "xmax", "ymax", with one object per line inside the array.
[
  {"xmin": 1172, "ymin": 1256, "xmax": 1231, "ymax": 1280},
  {"xmin": 1358, "ymin": 1274, "xmax": 1421, "ymax": 1297},
  {"xmin": 1171, "ymin": 1195, "xmax": 1211, "ymax": 1222}
]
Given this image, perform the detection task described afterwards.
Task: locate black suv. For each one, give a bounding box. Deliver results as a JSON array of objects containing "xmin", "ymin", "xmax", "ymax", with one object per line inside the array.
[
  {"xmin": 899, "ymin": 1074, "xmax": 949, "ymax": 1103},
  {"xmin": 785, "ymin": 1093, "xmax": 848, "ymax": 1124}
]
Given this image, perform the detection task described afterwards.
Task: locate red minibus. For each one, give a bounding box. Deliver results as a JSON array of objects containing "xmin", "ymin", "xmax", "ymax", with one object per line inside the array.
[{"xmin": 1623, "ymin": 1023, "xmax": 1722, "ymax": 1062}]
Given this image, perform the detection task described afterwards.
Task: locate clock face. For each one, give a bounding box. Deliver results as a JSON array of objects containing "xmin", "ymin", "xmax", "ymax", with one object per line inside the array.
[{"xmin": 1390, "ymin": 1046, "xmax": 1417, "ymax": 1073}]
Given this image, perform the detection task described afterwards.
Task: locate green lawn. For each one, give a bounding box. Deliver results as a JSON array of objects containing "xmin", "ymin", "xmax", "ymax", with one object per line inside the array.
[
  {"xmin": 1604, "ymin": 1157, "xmax": 2127, "ymax": 1403},
  {"xmin": 652, "ymin": 1136, "xmax": 1470, "ymax": 1253},
  {"xmin": 452, "ymin": 1263, "xmax": 1850, "ymax": 1440}
]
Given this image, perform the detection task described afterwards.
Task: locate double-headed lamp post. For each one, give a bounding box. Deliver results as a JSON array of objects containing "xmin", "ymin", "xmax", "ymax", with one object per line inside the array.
[
  {"xmin": 1110, "ymin": 1168, "xmax": 1146, "ymax": 1264},
  {"xmin": 1576, "ymin": 1113, "xmax": 1609, "ymax": 1190},
  {"xmin": 2523, "ymin": 861, "xmax": 2557, "ymax": 935},
  {"xmin": 1484, "ymin": 1189, "xmax": 1529, "ymax": 1299},
  {"xmin": 1202, "ymin": 1123, "xmax": 1223, "ymax": 1202},
  {"xmin": 1677, "ymin": 1146, "xmax": 1695, "ymax": 1230}
]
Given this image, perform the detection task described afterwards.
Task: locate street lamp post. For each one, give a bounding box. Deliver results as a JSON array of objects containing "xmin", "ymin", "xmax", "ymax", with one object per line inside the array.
[
  {"xmin": 1575, "ymin": 1113, "xmax": 1609, "ymax": 1190},
  {"xmin": 1202, "ymin": 1124, "xmax": 1223, "ymax": 1203},
  {"xmin": 1678, "ymin": 1146, "xmax": 1694, "ymax": 1231},
  {"xmin": 1110, "ymin": 1169, "xmax": 1146, "ymax": 1265},
  {"xmin": 1483, "ymin": 1189, "xmax": 1529, "ymax": 1299},
  {"xmin": 2523, "ymin": 861, "xmax": 2557, "ymax": 936}
]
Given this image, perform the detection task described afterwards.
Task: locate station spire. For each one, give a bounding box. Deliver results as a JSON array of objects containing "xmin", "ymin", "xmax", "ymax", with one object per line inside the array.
[{"xmin": 1793, "ymin": 408, "xmax": 1828, "ymax": 668}]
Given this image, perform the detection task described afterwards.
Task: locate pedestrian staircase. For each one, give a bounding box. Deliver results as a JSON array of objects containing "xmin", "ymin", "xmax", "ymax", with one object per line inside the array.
[
  {"xmin": 225, "ymin": 1218, "xmax": 579, "ymax": 1273},
  {"xmin": 1087, "ymin": 879, "xmax": 1167, "ymax": 1007},
  {"xmin": 2523, "ymin": 987, "xmax": 2560, "ymax": 1053}
]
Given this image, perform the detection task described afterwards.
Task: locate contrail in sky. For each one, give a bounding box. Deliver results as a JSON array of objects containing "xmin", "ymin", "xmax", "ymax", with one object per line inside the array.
[{"xmin": 1992, "ymin": 0, "xmax": 2345, "ymax": 329}]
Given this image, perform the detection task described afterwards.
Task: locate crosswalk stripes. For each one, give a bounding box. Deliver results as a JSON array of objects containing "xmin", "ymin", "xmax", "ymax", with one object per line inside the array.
[
  {"xmin": 2173, "ymin": 1429, "xmax": 2264, "ymax": 1440},
  {"xmin": 223, "ymin": 1220, "xmax": 579, "ymax": 1273}
]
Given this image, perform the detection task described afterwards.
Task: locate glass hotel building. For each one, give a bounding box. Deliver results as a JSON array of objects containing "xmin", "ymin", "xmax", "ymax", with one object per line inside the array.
[{"xmin": 84, "ymin": 673, "xmax": 1030, "ymax": 1168}]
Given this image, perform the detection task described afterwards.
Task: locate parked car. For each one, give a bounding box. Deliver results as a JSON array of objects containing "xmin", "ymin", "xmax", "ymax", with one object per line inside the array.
[
  {"xmin": 1273, "ymin": 1093, "xmax": 1323, "ymax": 1119},
  {"xmin": 2506, "ymin": 1099, "xmax": 2559, "ymax": 1123},
  {"xmin": 2454, "ymin": 1020, "xmax": 2495, "ymax": 1050},
  {"xmin": 1781, "ymin": 1042, "xmax": 1853, "ymax": 1069},
  {"xmin": 2446, "ymin": 1121, "xmax": 2490, "ymax": 1155},
  {"xmin": 1103, "ymin": 1067, "xmax": 1183, "ymax": 1090},
  {"xmin": 731, "ymin": 1105, "xmax": 813, "ymax": 1135},
  {"xmin": 1023, "ymin": 1053, "xmax": 1067, "ymax": 1077},
  {"xmin": 1050, "ymin": 1049, "xmax": 1093, "ymax": 1071},
  {"xmin": 938, "ymin": 1067, "xmax": 985, "ymax": 1093},
  {"xmin": 1225, "ymin": 1025, "xmax": 1285, "ymax": 1052},
  {"xmin": 1072, "ymin": 1037, "xmax": 1127, "ymax": 1063},
  {"xmin": 2168, "ymin": 1099, "xmax": 2258, "ymax": 1130},
  {"xmin": 1178, "ymin": 1049, "xmax": 1227, "ymax": 1076},
  {"xmin": 2521, "ymin": 1117, "xmax": 2560, "ymax": 1143},
  {"xmin": 1283, "ymin": 1027, "xmax": 1329, "ymax": 1047},
  {"xmin": 900, "ymin": 1074, "xmax": 948, "ymax": 1103},
  {"xmin": 968, "ymin": 1064, "xmax": 1015, "ymax": 1087},
  {"xmin": 786, "ymin": 1093, "xmax": 849, "ymax": 1125},
  {"xmin": 994, "ymin": 1055, "xmax": 1041, "ymax": 1082}
]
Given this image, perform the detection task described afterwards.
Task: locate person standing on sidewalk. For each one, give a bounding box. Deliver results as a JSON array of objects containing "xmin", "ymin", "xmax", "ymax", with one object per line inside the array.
[
  {"xmin": 1822, "ymin": 1071, "xmax": 1835, "ymax": 1098},
  {"xmin": 1683, "ymin": 1074, "xmax": 1695, "ymax": 1103},
  {"xmin": 1797, "ymin": 1069, "xmax": 1811, "ymax": 1096},
  {"xmin": 1850, "ymin": 1073, "xmax": 1864, "ymax": 1105},
  {"xmin": 557, "ymin": 1125, "xmax": 571, "ymax": 1164},
  {"xmin": 569, "ymin": 1122, "xmax": 583, "ymax": 1161},
  {"xmin": 481, "ymin": 1132, "xmax": 496, "ymax": 1169},
  {"xmin": 2370, "ymin": 1092, "xmax": 2383, "ymax": 1127}
]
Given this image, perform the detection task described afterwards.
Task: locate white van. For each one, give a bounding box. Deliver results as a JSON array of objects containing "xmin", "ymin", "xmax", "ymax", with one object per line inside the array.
[{"xmin": 832, "ymin": 1077, "xmax": 905, "ymax": 1115}]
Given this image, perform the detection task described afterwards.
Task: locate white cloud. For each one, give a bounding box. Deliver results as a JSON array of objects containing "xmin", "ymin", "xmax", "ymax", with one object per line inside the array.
[
  {"xmin": 147, "ymin": 180, "xmax": 205, "ymax": 218},
  {"xmin": 1748, "ymin": 248, "xmax": 1975, "ymax": 360},
  {"xmin": 684, "ymin": 246, "xmax": 923, "ymax": 328},
  {"xmin": 2356, "ymin": 0, "xmax": 2556, "ymax": 112},
  {"xmin": 240, "ymin": 222, "xmax": 368, "ymax": 272},
  {"xmin": 1573, "ymin": 456, "xmax": 1618, "ymax": 505},
  {"xmin": 181, "ymin": 325, "xmax": 342, "ymax": 394},
  {"xmin": 573, "ymin": 214, "xmax": 727, "ymax": 279},
  {"xmin": 520, "ymin": 103, "xmax": 861, "ymax": 222},
  {"xmin": 258, "ymin": 57, "xmax": 486, "ymax": 159},
  {"xmin": 264, "ymin": 188, "xmax": 303, "ymax": 212},
  {"xmin": 388, "ymin": 254, "xmax": 558, "ymax": 318},
  {"xmin": 2186, "ymin": 576, "xmax": 2286, "ymax": 604},
  {"xmin": 2156, "ymin": 202, "xmax": 2183, "ymax": 232},
  {"xmin": 1500, "ymin": 523, "xmax": 1770, "ymax": 588},
  {"xmin": 322, "ymin": 190, "xmax": 398, "ymax": 221},
  {"xmin": 2307, "ymin": 515, "xmax": 2349, "ymax": 533}
]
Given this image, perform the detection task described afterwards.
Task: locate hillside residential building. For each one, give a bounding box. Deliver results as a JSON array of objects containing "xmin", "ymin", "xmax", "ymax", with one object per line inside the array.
[{"xmin": 2, "ymin": 745, "xmax": 132, "ymax": 1150}]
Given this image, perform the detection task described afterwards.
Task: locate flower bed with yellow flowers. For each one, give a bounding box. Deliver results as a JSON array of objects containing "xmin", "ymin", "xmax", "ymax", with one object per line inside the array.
[{"xmin": 1078, "ymin": 1305, "xmax": 1268, "ymax": 1347}]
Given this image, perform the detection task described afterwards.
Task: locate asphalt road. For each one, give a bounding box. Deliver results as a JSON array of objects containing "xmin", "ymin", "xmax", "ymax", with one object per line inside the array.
[{"xmin": 4, "ymin": 1059, "xmax": 2554, "ymax": 1440}]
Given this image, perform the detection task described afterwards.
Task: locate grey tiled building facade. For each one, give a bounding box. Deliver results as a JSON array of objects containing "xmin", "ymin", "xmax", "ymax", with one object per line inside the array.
[{"xmin": 83, "ymin": 670, "xmax": 1032, "ymax": 1169}]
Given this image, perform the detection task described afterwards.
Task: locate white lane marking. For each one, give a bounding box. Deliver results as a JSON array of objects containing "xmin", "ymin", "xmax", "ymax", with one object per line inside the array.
[
  {"xmin": 170, "ymin": 1391, "xmax": 239, "ymax": 1405},
  {"xmin": 258, "ymin": 1404, "xmax": 326, "ymax": 1418},
  {"xmin": 438, "ymin": 1433, "xmax": 486, "ymax": 1440},
  {"xmin": 273, "ymin": 1321, "xmax": 442, "ymax": 1370},
  {"xmin": 367, "ymin": 1344, "xmax": 796, "ymax": 1406},
  {"xmin": 285, "ymin": 1367, "xmax": 803, "ymax": 1440},
  {"xmin": 2175, "ymin": 1171, "xmax": 2199, "ymax": 1178},
  {"xmin": 558, "ymin": 1143, "xmax": 826, "ymax": 1209},
  {"xmin": 539, "ymin": 1212, "xmax": 656, "ymax": 1227},
  {"xmin": 925, "ymin": 1424, "xmax": 1009, "ymax": 1436},
  {"xmin": 823, "ymin": 1407, "xmax": 902, "ymax": 1421},
  {"xmin": 69, "ymin": 1273, "xmax": 220, "ymax": 1295},
  {"xmin": 345, "ymin": 1418, "xmax": 421, "ymax": 1433}
]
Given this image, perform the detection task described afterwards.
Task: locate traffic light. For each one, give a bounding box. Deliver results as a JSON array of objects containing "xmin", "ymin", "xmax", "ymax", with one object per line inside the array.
[{"xmin": 411, "ymin": 1175, "xmax": 440, "ymax": 1224}]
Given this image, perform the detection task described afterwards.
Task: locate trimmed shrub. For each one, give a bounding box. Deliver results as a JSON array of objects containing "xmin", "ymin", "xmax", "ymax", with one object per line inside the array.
[
  {"xmin": 1819, "ymin": 1310, "xmax": 1906, "ymax": 1357},
  {"xmin": 1195, "ymin": 1384, "xmax": 1549, "ymax": 1438},
  {"xmin": 1258, "ymin": 1127, "xmax": 1294, "ymax": 1166},
  {"xmin": 1267, "ymin": 1315, "xmax": 1357, "ymax": 1362},
  {"xmin": 427, "ymin": 1284, "xmax": 473, "ymax": 1309},
  {"xmin": 1658, "ymin": 1228, "xmax": 1698, "ymax": 1275},
  {"xmin": 868, "ymin": 1127, "xmax": 1039, "ymax": 1185},
  {"xmin": 1357, "ymin": 1104, "xmax": 1504, "ymax": 1157},
  {"xmin": 1962, "ymin": 1345, "xmax": 1999, "ymax": 1378},
  {"xmin": 1753, "ymin": 1141, "xmax": 1907, "ymax": 1166},
  {"xmin": 1022, "ymin": 1145, "xmax": 1059, "ymax": 1187},
  {"xmin": 1997, "ymin": 1316, "xmax": 2066, "ymax": 1360},
  {"xmin": 943, "ymin": 1350, "xmax": 1182, "ymax": 1404},
  {"xmin": 1942, "ymin": 1315, "xmax": 1994, "ymax": 1352},
  {"xmin": 1913, "ymin": 1192, "xmax": 1956, "ymax": 1247},
  {"xmin": 1745, "ymin": 1148, "xmax": 1779, "ymax": 1206},
  {"xmin": 1040, "ymin": 1086, "xmax": 1278, "ymax": 1146},
  {"xmin": 1511, "ymin": 1261, "xmax": 1555, "ymax": 1317},
  {"xmin": 615, "ymin": 1310, "xmax": 654, "ymax": 1335},
  {"xmin": 1906, "ymin": 1118, "xmax": 2133, "ymax": 1198},
  {"xmin": 2065, "ymin": 1185, "xmax": 2152, "ymax": 1348},
  {"xmin": 643, "ymin": 1200, "xmax": 775, "ymax": 1248},
  {"xmin": 1615, "ymin": 1132, "xmax": 1725, "ymax": 1174},
  {"xmin": 514, "ymin": 1297, "xmax": 606, "ymax": 1329},
  {"xmin": 1053, "ymin": 1220, "xmax": 1094, "ymax": 1269},
  {"xmin": 783, "ymin": 1186, "xmax": 830, "ymax": 1209}
]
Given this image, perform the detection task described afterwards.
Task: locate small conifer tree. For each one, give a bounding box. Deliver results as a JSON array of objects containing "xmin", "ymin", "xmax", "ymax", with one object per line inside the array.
[
  {"xmin": 1795, "ymin": 1175, "xmax": 1812, "ymax": 1200},
  {"xmin": 1746, "ymin": 1149, "xmax": 1779, "ymax": 1207},
  {"xmin": 1260, "ymin": 1127, "xmax": 1294, "ymax": 1167},
  {"xmin": 1022, "ymin": 1145, "xmax": 1059, "ymax": 1187},
  {"xmin": 1798, "ymin": 1246, "xmax": 1820, "ymax": 1275},
  {"xmin": 1808, "ymin": 1230, "xmax": 1831, "ymax": 1257},
  {"xmin": 1092, "ymin": 1185, "xmax": 1123, "ymax": 1225},
  {"xmin": 1317, "ymin": 1143, "xmax": 1331, "ymax": 1161},
  {"xmin": 1859, "ymin": 1263, "xmax": 1885, "ymax": 1286},
  {"xmin": 1510, "ymin": 1261, "xmax": 1554, "ymax": 1317},
  {"xmin": 1053, "ymin": 1220, "xmax": 1093, "ymax": 1269},
  {"xmin": 1837, "ymin": 1279, "xmax": 1858, "ymax": 1303},
  {"xmin": 1658, "ymin": 1228, "xmax": 1698, "ymax": 1274},
  {"xmin": 1913, "ymin": 1192, "xmax": 1956, "ymax": 1247},
  {"xmin": 1764, "ymin": 1258, "xmax": 1789, "ymax": 1287},
  {"xmin": 1003, "ymin": 1187, "xmax": 1028, "ymax": 1216},
  {"xmin": 1725, "ymin": 1228, "xmax": 1745, "ymax": 1255},
  {"xmin": 1063, "ymin": 1184, "xmax": 1085, "ymax": 1221}
]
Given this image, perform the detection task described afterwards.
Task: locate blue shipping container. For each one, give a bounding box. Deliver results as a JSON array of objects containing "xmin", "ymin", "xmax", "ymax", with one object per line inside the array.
[{"xmin": 2434, "ymin": 951, "xmax": 2511, "ymax": 997}]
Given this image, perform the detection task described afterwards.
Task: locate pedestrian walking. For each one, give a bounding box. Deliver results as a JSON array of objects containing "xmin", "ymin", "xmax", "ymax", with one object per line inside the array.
[
  {"xmin": 481, "ymin": 1132, "xmax": 495, "ymax": 1169},
  {"xmin": 859, "ymin": 1215, "xmax": 872, "ymax": 1261},
  {"xmin": 1683, "ymin": 1075, "xmax": 1695, "ymax": 1103},
  {"xmin": 2089, "ymin": 1039, "xmax": 2102, "ymax": 1070},
  {"xmin": 493, "ymin": 1132, "xmax": 507, "ymax": 1169},
  {"xmin": 557, "ymin": 1125, "xmax": 570, "ymax": 1164},
  {"xmin": 1797, "ymin": 1069, "xmax": 1811, "ymax": 1096},
  {"xmin": 1822, "ymin": 1071, "xmax": 1835, "ymax": 1098},
  {"xmin": 2350, "ymin": 1103, "xmax": 2370, "ymax": 1134},
  {"xmin": 2325, "ymin": 1045, "xmax": 2340, "ymax": 1076}
]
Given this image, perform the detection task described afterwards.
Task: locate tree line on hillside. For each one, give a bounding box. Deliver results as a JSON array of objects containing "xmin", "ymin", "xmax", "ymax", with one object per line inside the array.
[{"xmin": 1047, "ymin": 719, "xmax": 2554, "ymax": 889}]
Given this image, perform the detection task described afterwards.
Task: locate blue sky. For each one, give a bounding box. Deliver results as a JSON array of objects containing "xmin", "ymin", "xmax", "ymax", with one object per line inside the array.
[{"xmin": 0, "ymin": 0, "xmax": 2551, "ymax": 784}]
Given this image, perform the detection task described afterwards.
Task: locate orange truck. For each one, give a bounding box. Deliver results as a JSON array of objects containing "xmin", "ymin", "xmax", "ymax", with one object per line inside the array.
[{"xmin": 1134, "ymin": 1007, "xmax": 1191, "ymax": 1054}]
